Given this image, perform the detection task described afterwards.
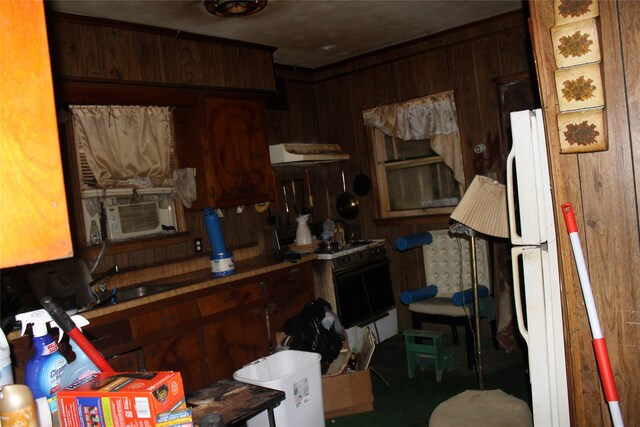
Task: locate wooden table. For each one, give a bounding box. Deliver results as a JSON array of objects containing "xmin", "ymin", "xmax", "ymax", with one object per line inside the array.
[{"xmin": 188, "ymin": 380, "xmax": 285, "ymax": 427}]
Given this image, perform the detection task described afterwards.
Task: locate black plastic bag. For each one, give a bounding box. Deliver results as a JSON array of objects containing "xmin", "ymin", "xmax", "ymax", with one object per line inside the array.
[{"xmin": 284, "ymin": 298, "xmax": 345, "ymax": 374}]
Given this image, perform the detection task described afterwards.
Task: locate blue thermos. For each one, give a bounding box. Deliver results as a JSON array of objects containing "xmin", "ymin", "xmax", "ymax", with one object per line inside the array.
[{"xmin": 204, "ymin": 208, "xmax": 235, "ymax": 277}]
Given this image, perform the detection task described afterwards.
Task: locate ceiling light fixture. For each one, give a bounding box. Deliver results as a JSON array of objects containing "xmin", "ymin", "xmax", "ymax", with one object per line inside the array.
[{"xmin": 204, "ymin": 0, "xmax": 267, "ymax": 17}]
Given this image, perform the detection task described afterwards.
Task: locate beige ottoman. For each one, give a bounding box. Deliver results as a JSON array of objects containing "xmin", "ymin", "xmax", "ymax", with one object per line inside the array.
[{"xmin": 429, "ymin": 389, "xmax": 532, "ymax": 427}]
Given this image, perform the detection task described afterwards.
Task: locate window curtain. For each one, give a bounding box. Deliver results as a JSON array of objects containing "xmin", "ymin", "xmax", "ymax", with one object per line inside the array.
[
  {"xmin": 70, "ymin": 105, "xmax": 173, "ymax": 189},
  {"xmin": 362, "ymin": 90, "xmax": 465, "ymax": 186}
]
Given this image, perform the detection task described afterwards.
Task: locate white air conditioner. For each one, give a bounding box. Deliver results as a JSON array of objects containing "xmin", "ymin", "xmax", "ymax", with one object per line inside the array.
[{"xmin": 83, "ymin": 199, "xmax": 176, "ymax": 244}]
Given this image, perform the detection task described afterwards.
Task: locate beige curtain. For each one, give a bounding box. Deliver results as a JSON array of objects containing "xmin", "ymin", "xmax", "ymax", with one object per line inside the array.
[
  {"xmin": 362, "ymin": 90, "xmax": 465, "ymax": 186},
  {"xmin": 71, "ymin": 105, "xmax": 173, "ymax": 188}
]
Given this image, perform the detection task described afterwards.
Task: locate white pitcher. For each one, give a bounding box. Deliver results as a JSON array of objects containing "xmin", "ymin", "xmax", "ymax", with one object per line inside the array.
[{"xmin": 295, "ymin": 214, "xmax": 312, "ymax": 245}]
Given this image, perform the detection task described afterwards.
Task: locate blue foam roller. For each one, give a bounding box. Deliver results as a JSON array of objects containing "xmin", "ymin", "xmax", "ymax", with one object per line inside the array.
[
  {"xmin": 395, "ymin": 232, "xmax": 433, "ymax": 251},
  {"xmin": 401, "ymin": 284, "xmax": 438, "ymax": 305},
  {"xmin": 204, "ymin": 207, "xmax": 228, "ymax": 254},
  {"xmin": 452, "ymin": 285, "xmax": 489, "ymax": 306}
]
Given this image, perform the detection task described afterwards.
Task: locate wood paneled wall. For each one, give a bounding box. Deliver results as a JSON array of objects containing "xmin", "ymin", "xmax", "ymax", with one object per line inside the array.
[
  {"xmin": 47, "ymin": 12, "xmax": 276, "ymax": 91},
  {"xmin": 530, "ymin": 1, "xmax": 640, "ymax": 424},
  {"xmin": 306, "ymin": 11, "xmax": 534, "ymax": 328},
  {"xmin": 41, "ymin": 11, "xmax": 534, "ymax": 299}
]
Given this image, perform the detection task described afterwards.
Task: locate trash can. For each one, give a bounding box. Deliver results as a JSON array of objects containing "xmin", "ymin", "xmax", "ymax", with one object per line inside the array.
[{"xmin": 233, "ymin": 350, "xmax": 324, "ymax": 427}]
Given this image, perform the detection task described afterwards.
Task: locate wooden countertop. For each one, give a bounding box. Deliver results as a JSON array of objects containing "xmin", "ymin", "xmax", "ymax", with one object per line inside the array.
[
  {"xmin": 79, "ymin": 254, "xmax": 317, "ymax": 319},
  {"xmin": 7, "ymin": 253, "xmax": 316, "ymax": 341}
]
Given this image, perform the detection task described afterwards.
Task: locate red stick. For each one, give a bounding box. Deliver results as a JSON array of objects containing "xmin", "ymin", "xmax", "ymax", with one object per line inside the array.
[{"xmin": 68, "ymin": 328, "xmax": 115, "ymax": 373}]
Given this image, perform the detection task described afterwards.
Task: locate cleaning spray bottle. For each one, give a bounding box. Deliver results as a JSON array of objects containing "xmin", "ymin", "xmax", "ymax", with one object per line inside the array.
[
  {"xmin": 52, "ymin": 316, "xmax": 99, "ymax": 390},
  {"xmin": 0, "ymin": 328, "xmax": 14, "ymax": 387},
  {"xmin": 15, "ymin": 309, "xmax": 68, "ymax": 414}
]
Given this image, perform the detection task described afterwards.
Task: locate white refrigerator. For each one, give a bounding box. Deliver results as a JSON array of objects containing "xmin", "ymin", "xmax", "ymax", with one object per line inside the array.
[{"xmin": 507, "ymin": 109, "xmax": 571, "ymax": 426}]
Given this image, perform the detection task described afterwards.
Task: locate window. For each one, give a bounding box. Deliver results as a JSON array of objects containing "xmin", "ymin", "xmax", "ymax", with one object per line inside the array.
[
  {"xmin": 363, "ymin": 90, "xmax": 465, "ymax": 218},
  {"xmin": 69, "ymin": 105, "xmax": 193, "ymax": 246}
]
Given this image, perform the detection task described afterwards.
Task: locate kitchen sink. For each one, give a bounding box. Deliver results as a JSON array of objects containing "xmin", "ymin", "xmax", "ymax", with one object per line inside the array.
[
  {"xmin": 90, "ymin": 283, "xmax": 188, "ymax": 308},
  {"xmin": 115, "ymin": 284, "xmax": 184, "ymax": 303}
]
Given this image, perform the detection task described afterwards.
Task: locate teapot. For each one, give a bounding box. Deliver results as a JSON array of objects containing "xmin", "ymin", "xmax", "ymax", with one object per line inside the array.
[{"xmin": 295, "ymin": 214, "xmax": 312, "ymax": 245}]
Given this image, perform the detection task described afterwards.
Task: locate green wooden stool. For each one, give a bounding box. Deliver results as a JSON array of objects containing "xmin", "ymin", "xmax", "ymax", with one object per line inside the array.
[{"xmin": 403, "ymin": 329, "xmax": 453, "ymax": 381}]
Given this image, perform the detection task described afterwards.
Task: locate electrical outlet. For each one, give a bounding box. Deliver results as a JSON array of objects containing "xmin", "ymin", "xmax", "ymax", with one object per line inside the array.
[{"xmin": 194, "ymin": 238, "xmax": 202, "ymax": 253}]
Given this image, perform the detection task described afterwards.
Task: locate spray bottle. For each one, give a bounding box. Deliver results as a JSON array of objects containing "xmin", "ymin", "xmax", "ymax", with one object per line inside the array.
[
  {"xmin": 0, "ymin": 328, "xmax": 14, "ymax": 387},
  {"xmin": 15, "ymin": 309, "xmax": 68, "ymax": 413},
  {"xmin": 52, "ymin": 316, "xmax": 99, "ymax": 390}
]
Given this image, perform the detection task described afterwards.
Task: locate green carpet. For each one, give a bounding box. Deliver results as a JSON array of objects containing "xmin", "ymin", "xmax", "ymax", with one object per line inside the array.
[{"xmin": 326, "ymin": 334, "xmax": 531, "ymax": 427}]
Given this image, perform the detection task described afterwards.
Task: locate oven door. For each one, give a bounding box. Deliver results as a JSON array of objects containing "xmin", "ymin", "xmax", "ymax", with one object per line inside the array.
[{"xmin": 333, "ymin": 258, "xmax": 395, "ymax": 328}]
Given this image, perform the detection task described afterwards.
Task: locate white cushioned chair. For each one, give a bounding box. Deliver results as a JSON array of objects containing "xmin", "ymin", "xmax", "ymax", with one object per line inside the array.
[{"xmin": 408, "ymin": 230, "xmax": 497, "ymax": 370}]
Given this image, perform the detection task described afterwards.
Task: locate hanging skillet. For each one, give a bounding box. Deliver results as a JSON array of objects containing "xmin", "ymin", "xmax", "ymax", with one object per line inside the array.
[
  {"xmin": 353, "ymin": 164, "xmax": 371, "ymax": 196},
  {"xmin": 336, "ymin": 171, "xmax": 359, "ymax": 220}
]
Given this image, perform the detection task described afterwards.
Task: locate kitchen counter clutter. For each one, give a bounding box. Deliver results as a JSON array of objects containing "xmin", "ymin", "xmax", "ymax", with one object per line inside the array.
[
  {"xmin": 79, "ymin": 252, "xmax": 316, "ymax": 321},
  {"xmin": 8, "ymin": 250, "xmax": 317, "ymax": 392}
]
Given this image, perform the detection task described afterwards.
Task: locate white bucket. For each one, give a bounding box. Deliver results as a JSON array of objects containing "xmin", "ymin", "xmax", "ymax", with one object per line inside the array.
[{"xmin": 233, "ymin": 350, "xmax": 324, "ymax": 427}]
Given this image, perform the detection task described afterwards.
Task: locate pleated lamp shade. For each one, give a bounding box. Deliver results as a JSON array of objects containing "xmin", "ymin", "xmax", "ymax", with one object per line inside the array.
[{"xmin": 450, "ymin": 175, "xmax": 509, "ymax": 238}]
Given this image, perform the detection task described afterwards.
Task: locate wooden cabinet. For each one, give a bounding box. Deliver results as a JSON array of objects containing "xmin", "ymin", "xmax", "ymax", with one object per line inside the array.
[
  {"xmin": 128, "ymin": 300, "xmax": 205, "ymax": 390},
  {"xmin": 178, "ymin": 97, "xmax": 274, "ymax": 209},
  {"xmin": 265, "ymin": 264, "xmax": 315, "ymax": 347},
  {"xmin": 198, "ymin": 262, "xmax": 314, "ymax": 380},
  {"xmin": 197, "ymin": 277, "xmax": 271, "ymax": 381},
  {"xmin": 144, "ymin": 328, "xmax": 207, "ymax": 391},
  {"xmin": 202, "ymin": 305, "xmax": 270, "ymax": 381},
  {"xmin": 1, "ymin": 0, "xmax": 72, "ymax": 267},
  {"xmin": 107, "ymin": 349, "xmax": 145, "ymax": 373},
  {"xmin": 8, "ymin": 262, "xmax": 315, "ymax": 392}
]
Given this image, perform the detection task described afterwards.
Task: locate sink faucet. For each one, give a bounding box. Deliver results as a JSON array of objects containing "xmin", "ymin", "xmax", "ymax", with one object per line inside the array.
[
  {"xmin": 88, "ymin": 265, "xmax": 119, "ymax": 304},
  {"xmin": 89, "ymin": 265, "xmax": 119, "ymax": 288}
]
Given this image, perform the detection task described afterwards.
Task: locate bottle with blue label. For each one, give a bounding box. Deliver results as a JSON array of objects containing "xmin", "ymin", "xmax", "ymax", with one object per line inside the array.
[
  {"xmin": 55, "ymin": 317, "xmax": 99, "ymax": 390},
  {"xmin": 15, "ymin": 310, "xmax": 68, "ymax": 413}
]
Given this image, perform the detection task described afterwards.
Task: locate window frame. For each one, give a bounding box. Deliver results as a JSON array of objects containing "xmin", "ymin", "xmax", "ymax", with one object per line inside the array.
[
  {"xmin": 368, "ymin": 127, "xmax": 462, "ymax": 219},
  {"xmin": 63, "ymin": 106, "xmax": 187, "ymax": 250}
]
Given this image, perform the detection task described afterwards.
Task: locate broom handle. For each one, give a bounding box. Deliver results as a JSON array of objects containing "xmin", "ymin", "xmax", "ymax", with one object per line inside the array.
[{"xmin": 561, "ymin": 203, "xmax": 623, "ymax": 427}]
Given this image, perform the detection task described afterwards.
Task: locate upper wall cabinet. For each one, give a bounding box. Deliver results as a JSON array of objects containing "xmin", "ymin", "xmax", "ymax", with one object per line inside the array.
[
  {"xmin": 176, "ymin": 97, "xmax": 274, "ymax": 209},
  {"xmin": 46, "ymin": 13, "xmax": 276, "ymax": 92},
  {"xmin": 1, "ymin": 1, "xmax": 73, "ymax": 267}
]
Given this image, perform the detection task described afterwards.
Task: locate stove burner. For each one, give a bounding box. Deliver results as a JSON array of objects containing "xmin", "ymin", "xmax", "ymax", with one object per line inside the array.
[{"xmin": 315, "ymin": 239, "xmax": 388, "ymax": 272}]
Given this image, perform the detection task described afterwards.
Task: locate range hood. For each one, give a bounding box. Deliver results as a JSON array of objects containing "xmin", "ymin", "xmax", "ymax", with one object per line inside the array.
[{"xmin": 269, "ymin": 143, "xmax": 349, "ymax": 164}]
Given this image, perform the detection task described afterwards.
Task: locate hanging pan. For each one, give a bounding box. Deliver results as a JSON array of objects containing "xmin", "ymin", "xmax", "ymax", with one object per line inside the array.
[
  {"xmin": 336, "ymin": 171, "xmax": 359, "ymax": 220},
  {"xmin": 353, "ymin": 164, "xmax": 371, "ymax": 196}
]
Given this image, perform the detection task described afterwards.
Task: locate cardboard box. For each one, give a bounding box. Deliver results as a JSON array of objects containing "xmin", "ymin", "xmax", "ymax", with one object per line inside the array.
[
  {"xmin": 275, "ymin": 328, "xmax": 376, "ymax": 419},
  {"xmin": 57, "ymin": 372, "xmax": 187, "ymax": 427},
  {"xmin": 322, "ymin": 368, "xmax": 373, "ymax": 419},
  {"xmin": 321, "ymin": 328, "xmax": 375, "ymax": 419}
]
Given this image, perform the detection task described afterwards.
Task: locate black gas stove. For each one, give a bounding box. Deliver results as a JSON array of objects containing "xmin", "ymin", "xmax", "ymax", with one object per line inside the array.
[{"xmin": 316, "ymin": 239, "xmax": 387, "ymax": 271}]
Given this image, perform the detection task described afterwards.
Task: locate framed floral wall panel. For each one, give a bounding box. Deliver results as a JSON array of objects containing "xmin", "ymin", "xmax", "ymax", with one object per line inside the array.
[
  {"xmin": 554, "ymin": 62, "xmax": 604, "ymax": 112},
  {"xmin": 557, "ymin": 107, "xmax": 607, "ymax": 153},
  {"xmin": 554, "ymin": 0, "xmax": 599, "ymax": 25},
  {"xmin": 551, "ymin": 18, "xmax": 601, "ymax": 68}
]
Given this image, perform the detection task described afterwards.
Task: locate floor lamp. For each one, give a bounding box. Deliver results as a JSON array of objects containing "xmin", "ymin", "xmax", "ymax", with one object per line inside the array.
[{"xmin": 450, "ymin": 175, "xmax": 509, "ymax": 390}]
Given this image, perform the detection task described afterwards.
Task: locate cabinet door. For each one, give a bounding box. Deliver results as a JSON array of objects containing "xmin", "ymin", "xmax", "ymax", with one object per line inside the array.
[
  {"xmin": 267, "ymin": 265, "xmax": 315, "ymax": 346},
  {"xmin": 1, "ymin": 1, "xmax": 72, "ymax": 267},
  {"xmin": 202, "ymin": 306, "xmax": 270, "ymax": 381},
  {"xmin": 204, "ymin": 97, "xmax": 273, "ymax": 208},
  {"xmin": 144, "ymin": 328, "xmax": 207, "ymax": 392},
  {"xmin": 268, "ymin": 290, "xmax": 314, "ymax": 346}
]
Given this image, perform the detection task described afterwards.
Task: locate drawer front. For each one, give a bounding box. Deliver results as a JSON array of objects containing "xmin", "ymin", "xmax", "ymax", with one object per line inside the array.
[
  {"xmin": 267, "ymin": 265, "xmax": 312, "ymax": 298},
  {"xmin": 107, "ymin": 349, "xmax": 145, "ymax": 372},
  {"xmin": 198, "ymin": 282, "xmax": 264, "ymax": 317},
  {"xmin": 131, "ymin": 300, "xmax": 199, "ymax": 337},
  {"xmin": 85, "ymin": 319, "xmax": 133, "ymax": 352}
]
